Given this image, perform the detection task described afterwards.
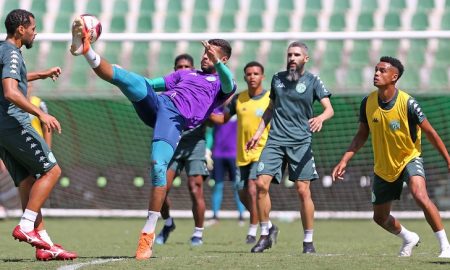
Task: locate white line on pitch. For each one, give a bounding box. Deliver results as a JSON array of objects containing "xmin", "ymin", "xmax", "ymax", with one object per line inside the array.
[{"xmin": 57, "ymin": 258, "xmax": 124, "ymax": 270}]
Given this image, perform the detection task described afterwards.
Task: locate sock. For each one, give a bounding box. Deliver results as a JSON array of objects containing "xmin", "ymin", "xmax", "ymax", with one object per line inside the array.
[
  {"xmin": 84, "ymin": 47, "xmax": 101, "ymax": 68},
  {"xmin": 435, "ymin": 229, "xmax": 450, "ymax": 250},
  {"xmin": 37, "ymin": 230, "xmax": 54, "ymax": 246},
  {"xmin": 304, "ymin": 229, "xmax": 314, "ymax": 242},
  {"xmin": 260, "ymin": 222, "xmax": 269, "ymax": 236},
  {"xmin": 164, "ymin": 217, "xmax": 173, "ymax": 227},
  {"xmin": 192, "ymin": 227, "xmax": 204, "ymax": 238},
  {"xmin": 248, "ymin": 224, "xmax": 258, "ymax": 237},
  {"xmin": 268, "ymin": 220, "xmax": 273, "ymax": 229},
  {"xmin": 19, "ymin": 209, "xmax": 38, "ymax": 232},
  {"xmin": 142, "ymin": 211, "xmax": 160, "ymax": 233},
  {"xmin": 397, "ymin": 225, "xmax": 414, "ymax": 241}
]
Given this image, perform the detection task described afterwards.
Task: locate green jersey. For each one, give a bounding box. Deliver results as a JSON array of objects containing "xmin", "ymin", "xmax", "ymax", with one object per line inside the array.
[
  {"xmin": 268, "ymin": 70, "xmax": 331, "ymax": 145},
  {"xmin": 0, "ymin": 41, "xmax": 29, "ymax": 132}
]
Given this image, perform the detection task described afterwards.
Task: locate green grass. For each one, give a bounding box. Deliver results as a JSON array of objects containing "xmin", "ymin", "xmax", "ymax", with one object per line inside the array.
[{"xmin": 1, "ymin": 218, "xmax": 450, "ymax": 269}]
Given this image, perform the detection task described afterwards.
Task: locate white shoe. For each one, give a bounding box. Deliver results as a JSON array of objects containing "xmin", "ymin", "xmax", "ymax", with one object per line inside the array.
[
  {"xmin": 438, "ymin": 246, "xmax": 450, "ymax": 258},
  {"xmin": 70, "ymin": 16, "xmax": 90, "ymax": 56},
  {"xmin": 399, "ymin": 232, "xmax": 420, "ymax": 257}
]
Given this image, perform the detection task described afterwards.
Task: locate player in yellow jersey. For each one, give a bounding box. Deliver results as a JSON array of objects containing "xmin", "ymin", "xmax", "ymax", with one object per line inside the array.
[{"xmin": 332, "ymin": 56, "xmax": 450, "ymax": 258}]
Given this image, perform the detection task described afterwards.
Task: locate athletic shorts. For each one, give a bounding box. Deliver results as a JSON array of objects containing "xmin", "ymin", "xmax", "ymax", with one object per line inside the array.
[
  {"xmin": 212, "ymin": 157, "xmax": 236, "ymax": 183},
  {"xmin": 169, "ymin": 159, "xmax": 209, "ymax": 176},
  {"xmin": 371, "ymin": 157, "xmax": 425, "ymax": 205},
  {"xmin": 256, "ymin": 142, "xmax": 318, "ymax": 183},
  {"xmin": 0, "ymin": 125, "xmax": 57, "ymax": 186},
  {"xmin": 236, "ymin": 162, "xmax": 258, "ymax": 190}
]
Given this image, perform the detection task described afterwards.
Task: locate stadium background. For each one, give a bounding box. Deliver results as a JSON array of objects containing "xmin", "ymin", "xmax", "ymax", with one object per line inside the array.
[{"xmin": 0, "ymin": 0, "xmax": 450, "ymax": 215}]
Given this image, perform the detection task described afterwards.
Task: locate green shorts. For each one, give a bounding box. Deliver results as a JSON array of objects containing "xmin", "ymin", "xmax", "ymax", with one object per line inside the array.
[
  {"xmin": 0, "ymin": 125, "xmax": 57, "ymax": 187},
  {"xmin": 236, "ymin": 162, "xmax": 258, "ymax": 190},
  {"xmin": 168, "ymin": 136, "xmax": 209, "ymax": 176},
  {"xmin": 371, "ymin": 157, "xmax": 425, "ymax": 205},
  {"xmin": 256, "ymin": 142, "xmax": 319, "ymax": 183}
]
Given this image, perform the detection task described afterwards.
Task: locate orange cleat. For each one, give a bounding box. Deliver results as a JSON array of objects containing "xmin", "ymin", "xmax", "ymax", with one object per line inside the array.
[
  {"xmin": 135, "ymin": 232, "xmax": 155, "ymax": 260},
  {"xmin": 36, "ymin": 244, "xmax": 78, "ymax": 261},
  {"xmin": 70, "ymin": 16, "xmax": 91, "ymax": 56},
  {"xmin": 12, "ymin": 225, "xmax": 51, "ymax": 250}
]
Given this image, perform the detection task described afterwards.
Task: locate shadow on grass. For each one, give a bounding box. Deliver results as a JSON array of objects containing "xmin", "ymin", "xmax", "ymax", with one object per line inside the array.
[{"xmin": 430, "ymin": 261, "xmax": 450, "ymax": 265}]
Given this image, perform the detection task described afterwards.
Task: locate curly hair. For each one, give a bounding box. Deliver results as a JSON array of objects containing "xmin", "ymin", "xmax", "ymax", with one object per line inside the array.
[
  {"xmin": 243, "ymin": 61, "xmax": 264, "ymax": 74},
  {"xmin": 380, "ymin": 56, "xmax": 404, "ymax": 80},
  {"xmin": 208, "ymin": 39, "xmax": 232, "ymax": 59},
  {"xmin": 5, "ymin": 9, "xmax": 34, "ymax": 35}
]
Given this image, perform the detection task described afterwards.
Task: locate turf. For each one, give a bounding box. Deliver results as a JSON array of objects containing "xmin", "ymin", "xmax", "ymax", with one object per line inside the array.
[{"xmin": 1, "ymin": 218, "xmax": 450, "ymax": 269}]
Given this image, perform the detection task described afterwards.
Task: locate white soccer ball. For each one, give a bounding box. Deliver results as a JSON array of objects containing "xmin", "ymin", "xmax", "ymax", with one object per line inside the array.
[{"xmin": 81, "ymin": 14, "xmax": 102, "ymax": 43}]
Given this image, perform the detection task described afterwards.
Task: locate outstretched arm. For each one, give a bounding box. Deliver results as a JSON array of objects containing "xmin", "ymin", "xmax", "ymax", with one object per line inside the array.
[
  {"xmin": 27, "ymin": 67, "xmax": 61, "ymax": 82},
  {"xmin": 420, "ymin": 119, "xmax": 450, "ymax": 171},
  {"xmin": 246, "ymin": 101, "xmax": 274, "ymax": 151},
  {"xmin": 201, "ymin": 40, "xmax": 234, "ymax": 94},
  {"xmin": 331, "ymin": 122, "xmax": 369, "ymax": 181}
]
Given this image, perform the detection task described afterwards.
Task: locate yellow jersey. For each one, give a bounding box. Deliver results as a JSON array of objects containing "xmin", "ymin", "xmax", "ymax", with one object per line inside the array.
[{"xmin": 30, "ymin": 96, "xmax": 44, "ymax": 137}]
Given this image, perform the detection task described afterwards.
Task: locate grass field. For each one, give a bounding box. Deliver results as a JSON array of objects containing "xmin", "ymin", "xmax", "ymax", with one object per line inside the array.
[{"xmin": 1, "ymin": 218, "xmax": 450, "ymax": 269}]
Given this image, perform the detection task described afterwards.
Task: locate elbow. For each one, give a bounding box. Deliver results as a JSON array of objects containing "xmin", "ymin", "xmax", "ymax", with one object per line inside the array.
[{"xmin": 4, "ymin": 91, "xmax": 15, "ymax": 102}]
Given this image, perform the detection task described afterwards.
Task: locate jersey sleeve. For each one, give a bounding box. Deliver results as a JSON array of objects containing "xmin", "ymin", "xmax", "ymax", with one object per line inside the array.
[
  {"xmin": 359, "ymin": 96, "xmax": 368, "ymax": 123},
  {"xmin": 313, "ymin": 76, "xmax": 331, "ymax": 101},
  {"xmin": 269, "ymin": 75, "xmax": 277, "ymax": 101},
  {"xmin": 407, "ymin": 97, "xmax": 426, "ymax": 125},
  {"xmin": 1, "ymin": 49, "xmax": 22, "ymax": 81}
]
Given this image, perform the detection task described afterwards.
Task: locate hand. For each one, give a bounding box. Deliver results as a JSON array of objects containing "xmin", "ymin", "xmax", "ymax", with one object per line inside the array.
[
  {"xmin": 201, "ymin": 40, "xmax": 219, "ymax": 64},
  {"xmin": 205, "ymin": 149, "xmax": 214, "ymax": 171},
  {"xmin": 246, "ymin": 135, "xmax": 260, "ymax": 152},
  {"xmin": 39, "ymin": 113, "xmax": 61, "ymax": 134},
  {"xmin": 331, "ymin": 161, "xmax": 347, "ymax": 182},
  {"xmin": 309, "ymin": 115, "xmax": 324, "ymax": 133},
  {"xmin": 45, "ymin": 67, "xmax": 62, "ymax": 81}
]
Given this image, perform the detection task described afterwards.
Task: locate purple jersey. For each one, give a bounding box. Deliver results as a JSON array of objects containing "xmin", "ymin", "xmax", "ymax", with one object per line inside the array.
[
  {"xmin": 213, "ymin": 117, "xmax": 237, "ymax": 158},
  {"xmin": 163, "ymin": 69, "xmax": 235, "ymax": 129}
]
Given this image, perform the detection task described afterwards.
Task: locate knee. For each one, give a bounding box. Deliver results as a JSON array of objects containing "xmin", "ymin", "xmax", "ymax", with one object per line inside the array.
[
  {"xmin": 411, "ymin": 189, "xmax": 429, "ymax": 205},
  {"xmin": 151, "ymin": 160, "xmax": 167, "ymax": 187},
  {"xmin": 50, "ymin": 164, "xmax": 62, "ymax": 179},
  {"xmin": 296, "ymin": 184, "xmax": 311, "ymax": 200},
  {"xmin": 255, "ymin": 180, "xmax": 269, "ymax": 194}
]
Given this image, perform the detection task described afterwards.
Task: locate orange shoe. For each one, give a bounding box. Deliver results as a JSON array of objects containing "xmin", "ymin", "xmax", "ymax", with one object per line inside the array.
[
  {"xmin": 70, "ymin": 16, "xmax": 91, "ymax": 55},
  {"xmin": 135, "ymin": 232, "xmax": 155, "ymax": 260},
  {"xmin": 36, "ymin": 244, "xmax": 78, "ymax": 261}
]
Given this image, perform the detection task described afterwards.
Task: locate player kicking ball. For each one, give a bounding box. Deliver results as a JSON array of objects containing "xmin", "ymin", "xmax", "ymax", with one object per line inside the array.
[{"xmin": 70, "ymin": 15, "xmax": 236, "ymax": 260}]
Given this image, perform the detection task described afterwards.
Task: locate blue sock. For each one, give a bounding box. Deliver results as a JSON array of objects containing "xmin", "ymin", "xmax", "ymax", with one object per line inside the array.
[
  {"xmin": 150, "ymin": 140, "xmax": 174, "ymax": 186},
  {"xmin": 211, "ymin": 181, "xmax": 224, "ymax": 218},
  {"xmin": 233, "ymin": 185, "xmax": 245, "ymax": 217}
]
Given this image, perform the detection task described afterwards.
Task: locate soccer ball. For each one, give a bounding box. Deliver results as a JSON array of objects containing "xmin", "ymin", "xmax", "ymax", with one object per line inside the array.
[{"xmin": 80, "ymin": 14, "xmax": 102, "ymax": 43}]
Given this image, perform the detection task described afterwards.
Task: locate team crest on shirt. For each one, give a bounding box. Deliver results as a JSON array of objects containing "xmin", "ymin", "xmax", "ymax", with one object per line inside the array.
[
  {"xmin": 389, "ymin": 120, "xmax": 401, "ymax": 131},
  {"xmin": 206, "ymin": 76, "xmax": 216, "ymax": 82},
  {"xmin": 255, "ymin": 108, "xmax": 264, "ymax": 117},
  {"xmin": 257, "ymin": 162, "xmax": 264, "ymax": 172},
  {"xmin": 296, "ymin": 82, "xmax": 307, "ymax": 93}
]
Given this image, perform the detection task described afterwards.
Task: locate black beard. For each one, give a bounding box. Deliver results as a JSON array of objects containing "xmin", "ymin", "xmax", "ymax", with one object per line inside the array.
[
  {"xmin": 201, "ymin": 66, "xmax": 214, "ymax": 74},
  {"xmin": 286, "ymin": 67, "xmax": 299, "ymax": 82},
  {"xmin": 25, "ymin": 41, "xmax": 33, "ymax": 49}
]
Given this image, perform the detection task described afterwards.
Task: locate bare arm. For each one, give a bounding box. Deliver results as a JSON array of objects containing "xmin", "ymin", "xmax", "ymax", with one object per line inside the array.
[
  {"xmin": 246, "ymin": 101, "xmax": 274, "ymax": 151},
  {"xmin": 331, "ymin": 122, "xmax": 370, "ymax": 181},
  {"xmin": 3, "ymin": 78, "xmax": 61, "ymax": 134},
  {"xmin": 309, "ymin": 97, "xmax": 334, "ymax": 132},
  {"xmin": 420, "ymin": 119, "xmax": 450, "ymax": 171},
  {"xmin": 27, "ymin": 67, "xmax": 61, "ymax": 82}
]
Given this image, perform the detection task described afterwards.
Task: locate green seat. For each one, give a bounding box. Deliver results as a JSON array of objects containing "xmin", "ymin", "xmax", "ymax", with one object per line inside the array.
[
  {"xmin": 113, "ymin": 0, "xmax": 129, "ymax": 15},
  {"xmin": 219, "ymin": 13, "xmax": 236, "ymax": 32},
  {"xmin": 167, "ymin": 0, "xmax": 182, "ymax": 13},
  {"xmin": 156, "ymin": 42, "xmax": 177, "ymax": 75},
  {"xmin": 247, "ymin": 13, "xmax": 263, "ymax": 32},
  {"xmin": 384, "ymin": 12, "xmax": 401, "ymax": 30},
  {"xmin": 54, "ymin": 13, "xmax": 72, "ymax": 33},
  {"xmin": 279, "ymin": 0, "xmax": 294, "ymax": 11},
  {"xmin": 137, "ymin": 14, "xmax": 153, "ymax": 32},
  {"xmin": 440, "ymin": 12, "xmax": 450, "ymax": 30},
  {"xmin": 46, "ymin": 42, "xmax": 68, "ymax": 68},
  {"xmin": 411, "ymin": 11, "xmax": 428, "ymax": 30},
  {"xmin": 306, "ymin": 0, "xmax": 322, "ymax": 12},
  {"xmin": 322, "ymin": 41, "xmax": 344, "ymax": 68},
  {"xmin": 239, "ymin": 42, "xmax": 261, "ymax": 69},
  {"xmin": 344, "ymin": 68, "xmax": 364, "ymax": 89},
  {"xmin": 266, "ymin": 41, "xmax": 289, "ymax": 76},
  {"xmin": 103, "ymin": 42, "xmax": 122, "ymax": 65},
  {"xmin": 31, "ymin": 0, "xmax": 47, "ymax": 13},
  {"xmin": 389, "ymin": 0, "xmax": 406, "ymax": 10},
  {"xmin": 349, "ymin": 41, "xmax": 371, "ymax": 68},
  {"xmin": 70, "ymin": 57, "xmax": 89, "ymax": 89},
  {"xmin": 3, "ymin": 0, "xmax": 20, "ymax": 12},
  {"xmin": 333, "ymin": 0, "xmax": 350, "ymax": 12},
  {"xmin": 274, "ymin": 12, "xmax": 291, "ymax": 31},
  {"xmin": 379, "ymin": 40, "xmax": 399, "ymax": 57},
  {"xmin": 406, "ymin": 39, "xmax": 427, "ymax": 66},
  {"xmin": 21, "ymin": 43, "xmax": 39, "ymax": 72},
  {"xmin": 194, "ymin": 0, "xmax": 210, "ymax": 12},
  {"xmin": 86, "ymin": 0, "xmax": 102, "ymax": 15},
  {"xmin": 191, "ymin": 11, "xmax": 207, "ymax": 32},
  {"xmin": 110, "ymin": 15, "xmax": 126, "ymax": 33},
  {"xmin": 435, "ymin": 42, "xmax": 450, "ymax": 66},
  {"xmin": 301, "ymin": 13, "xmax": 318, "ymax": 31},
  {"xmin": 249, "ymin": 0, "xmax": 266, "ymax": 12},
  {"xmin": 360, "ymin": 0, "xmax": 378, "ymax": 11},
  {"xmin": 130, "ymin": 42, "xmax": 150, "ymax": 76},
  {"xmin": 187, "ymin": 42, "xmax": 203, "ymax": 62},
  {"xmin": 164, "ymin": 13, "xmax": 180, "ymax": 32},
  {"xmin": 329, "ymin": 13, "xmax": 346, "ymax": 31},
  {"xmin": 357, "ymin": 11, "xmax": 374, "ymax": 31},
  {"xmin": 418, "ymin": 0, "xmax": 435, "ymax": 10},
  {"xmin": 398, "ymin": 67, "xmax": 420, "ymax": 91},
  {"xmin": 318, "ymin": 67, "xmax": 337, "ymax": 89},
  {"xmin": 429, "ymin": 66, "xmax": 448, "ymax": 90},
  {"xmin": 59, "ymin": 1, "xmax": 74, "ymax": 13},
  {"xmin": 140, "ymin": 0, "xmax": 155, "ymax": 13}
]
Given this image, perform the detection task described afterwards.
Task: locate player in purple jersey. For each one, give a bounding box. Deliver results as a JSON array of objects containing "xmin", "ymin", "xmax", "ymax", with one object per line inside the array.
[{"xmin": 70, "ymin": 16, "xmax": 236, "ymax": 260}]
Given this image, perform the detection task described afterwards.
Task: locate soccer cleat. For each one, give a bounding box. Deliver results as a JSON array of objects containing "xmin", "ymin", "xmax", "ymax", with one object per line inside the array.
[
  {"xmin": 303, "ymin": 241, "xmax": 316, "ymax": 254},
  {"xmin": 399, "ymin": 232, "xmax": 420, "ymax": 257},
  {"xmin": 251, "ymin": 236, "xmax": 272, "ymax": 253},
  {"xmin": 246, "ymin": 235, "xmax": 256, "ymax": 244},
  {"xmin": 70, "ymin": 16, "xmax": 91, "ymax": 56},
  {"xmin": 36, "ymin": 244, "xmax": 78, "ymax": 261},
  {"xmin": 268, "ymin": 224, "xmax": 279, "ymax": 244},
  {"xmin": 438, "ymin": 246, "xmax": 450, "ymax": 258},
  {"xmin": 135, "ymin": 232, "xmax": 155, "ymax": 260},
  {"xmin": 190, "ymin": 236, "xmax": 203, "ymax": 246},
  {"xmin": 12, "ymin": 225, "xmax": 51, "ymax": 250},
  {"xmin": 155, "ymin": 222, "xmax": 176, "ymax": 245}
]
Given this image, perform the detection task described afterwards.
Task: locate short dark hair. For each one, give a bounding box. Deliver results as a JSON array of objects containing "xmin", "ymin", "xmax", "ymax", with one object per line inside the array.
[
  {"xmin": 5, "ymin": 9, "xmax": 34, "ymax": 35},
  {"xmin": 243, "ymin": 61, "xmax": 264, "ymax": 74},
  {"xmin": 380, "ymin": 56, "xmax": 404, "ymax": 80},
  {"xmin": 174, "ymin": 53, "xmax": 194, "ymax": 67},
  {"xmin": 288, "ymin": 41, "xmax": 309, "ymax": 54},
  {"xmin": 208, "ymin": 39, "xmax": 232, "ymax": 59}
]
